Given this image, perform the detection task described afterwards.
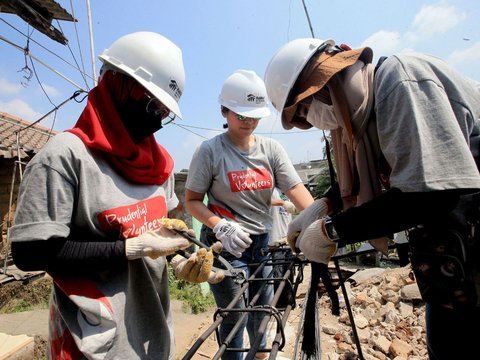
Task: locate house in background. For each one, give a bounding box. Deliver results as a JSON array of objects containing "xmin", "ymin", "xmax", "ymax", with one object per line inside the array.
[
  {"xmin": 294, "ymin": 159, "xmax": 328, "ymax": 193},
  {"xmin": 0, "ymin": 112, "xmax": 57, "ymax": 261}
]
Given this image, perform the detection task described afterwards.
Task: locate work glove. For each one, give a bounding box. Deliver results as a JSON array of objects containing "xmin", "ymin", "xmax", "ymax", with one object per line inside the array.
[
  {"xmin": 286, "ymin": 199, "xmax": 328, "ymax": 251},
  {"xmin": 213, "ymin": 218, "xmax": 252, "ymax": 258},
  {"xmin": 170, "ymin": 242, "xmax": 225, "ymax": 284},
  {"xmin": 125, "ymin": 218, "xmax": 192, "ymax": 260},
  {"xmin": 282, "ymin": 200, "xmax": 298, "ymax": 215},
  {"xmin": 322, "ymin": 182, "xmax": 343, "ymax": 214},
  {"xmin": 291, "ymin": 218, "xmax": 338, "ymax": 265}
]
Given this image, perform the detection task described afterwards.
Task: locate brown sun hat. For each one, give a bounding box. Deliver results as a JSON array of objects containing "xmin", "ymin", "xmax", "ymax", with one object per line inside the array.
[{"xmin": 282, "ymin": 47, "xmax": 373, "ymax": 130}]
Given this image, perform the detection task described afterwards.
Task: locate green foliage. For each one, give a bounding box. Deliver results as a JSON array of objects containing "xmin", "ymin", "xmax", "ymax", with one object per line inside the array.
[
  {"xmin": 10, "ymin": 299, "xmax": 35, "ymax": 313},
  {"xmin": 2, "ymin": 297, "xmax": 49, "ymax": 313},
  {"xmin": 313, "ymin": 169, "xmax": 333, "ymax": 199},
  {"xmin": 313, "ymin": 132, "xmax": 335, "ymax": 198},
  {"xmin": 0, "ymin": 277, "xmax": 52, "ymax": 314},
  {"xmin": 168, "ymin": 267, "xmax": 216, "ymax": 314}
]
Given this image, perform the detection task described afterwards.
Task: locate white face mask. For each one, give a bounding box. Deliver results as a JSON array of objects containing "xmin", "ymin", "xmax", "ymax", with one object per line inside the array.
[{"xmin": 306, "ymin": 98, "xmax": 338, "ymax": 130}]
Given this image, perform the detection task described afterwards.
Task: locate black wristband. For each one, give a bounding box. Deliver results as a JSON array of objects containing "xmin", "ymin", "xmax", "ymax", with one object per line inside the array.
[{"xmin": 324, "ymin": 216, "xmax": 340, "ymax": 241}]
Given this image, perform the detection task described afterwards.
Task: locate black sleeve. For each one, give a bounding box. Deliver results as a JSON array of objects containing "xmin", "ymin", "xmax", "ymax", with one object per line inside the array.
[
  {"xmin": 332, "ymin": 188, "xmax": 469, "ymax": 246},
  {"xmin": 12, "ymin": 231, "xmax": 127, "ymax": 275}
]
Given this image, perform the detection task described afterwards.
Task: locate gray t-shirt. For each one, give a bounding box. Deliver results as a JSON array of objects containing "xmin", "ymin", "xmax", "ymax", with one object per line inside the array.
[
  {"xmin": 10, "ymin": 132, "xmax": 178, "ymax": 359},
  {"xmin": 375, "ymin": 52, "xmax": 480, "ymax": 192},
  {"xmin": 186, "ymin": 133, "xmax": 302, "ymax": 234}
]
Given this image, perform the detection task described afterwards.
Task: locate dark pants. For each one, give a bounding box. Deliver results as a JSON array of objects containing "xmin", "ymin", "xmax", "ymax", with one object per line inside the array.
[
  {"xmin": 201, "ymin": 228, "xmax": 272, "ymax": 360},
  {"xmin": 426, "ymin": 303, "xmax": 480, "ymax": 359},
  {"xmin": 396, "ymin": 242, "xmax": 410, "ymax": 266}
]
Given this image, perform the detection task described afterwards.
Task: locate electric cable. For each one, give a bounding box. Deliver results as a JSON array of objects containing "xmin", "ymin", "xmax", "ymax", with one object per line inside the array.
[
  {"xmin": 172, "ymin": 122, "xmax": 209, "ymax": 139},
  {"xmin": 0, "ymin": 34, "xmax": 87, "ymax": 91},
  {"xmin": 56, "ymin": 19, "xmax": 90, "ymax": 90},
  {"xmin": 301, "ymin": 0, "xmax": 315, "ymax": 38},
  {"xmin": 68, "ymin": 0, "xmax": 90, "ymax": 88},
  {"xmin": 0, "ymin": 17, "xmax": 94, "ymax": 83},
  {"xmin": 172, "ymin": 122, "xmax": 321, "ymax": 135}
]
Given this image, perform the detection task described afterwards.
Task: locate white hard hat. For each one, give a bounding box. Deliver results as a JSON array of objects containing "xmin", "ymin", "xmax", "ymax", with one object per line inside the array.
[
  {"xmin": 98, "ymin": 31, "xmax": 185, "ymax": 119},
  {"xmin": 218, "ymin": 69, "xmax": 271, "ymax": 118},
  {"xmin": 264, "ymin": 38, "xmax": 334, "ymax": 114}
]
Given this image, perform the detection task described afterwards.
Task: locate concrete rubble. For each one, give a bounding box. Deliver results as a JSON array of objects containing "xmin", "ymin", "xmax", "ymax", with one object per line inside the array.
[{"xmin": 318, "ymin": 265, "xmax": 428, "ymax": 360}]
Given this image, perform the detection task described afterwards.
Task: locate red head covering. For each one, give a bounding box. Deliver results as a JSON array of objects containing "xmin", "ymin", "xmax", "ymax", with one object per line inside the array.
[{"xmin": 66, "ymin": 71, "xmax": 174, "ymax": 185}]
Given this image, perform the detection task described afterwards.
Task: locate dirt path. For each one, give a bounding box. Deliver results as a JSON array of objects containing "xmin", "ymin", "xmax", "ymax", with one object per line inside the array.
[
  {"xmin": 174, "ymin": 265, "xmax": 337, "ymax": 360},
  {"xmin": 0, "ymin": 267, "xmax": 337, "ymax": 360}
]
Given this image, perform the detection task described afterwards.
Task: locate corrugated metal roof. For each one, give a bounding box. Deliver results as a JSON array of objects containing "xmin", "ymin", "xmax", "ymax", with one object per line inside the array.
[{"xmin": 0, "ymin": 112, "xmax": 57, "ymax": 159}]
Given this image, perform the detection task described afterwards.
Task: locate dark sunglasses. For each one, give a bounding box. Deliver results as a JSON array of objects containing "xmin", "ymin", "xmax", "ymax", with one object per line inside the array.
[
  {"xmin": 235, "ymin": 113, "xmax": 261, "ymax": 121},
  {"xmin": 145, "ymin": 93, "xmax": 176, "ymax": 124}
]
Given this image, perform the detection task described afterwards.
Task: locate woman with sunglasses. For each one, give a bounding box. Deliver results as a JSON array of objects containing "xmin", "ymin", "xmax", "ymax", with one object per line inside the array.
[
  {"xmin": 185, "ymin": 69, "xmax": 314, "ymax": 360},
  {"xmin": 10, "ymin": 32, "xmax": 217, "ymax": 359}
]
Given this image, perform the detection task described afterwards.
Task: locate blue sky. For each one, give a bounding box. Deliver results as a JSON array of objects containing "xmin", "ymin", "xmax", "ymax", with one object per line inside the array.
[{"xmin": 1, "ymin": 0, "xmax": 479, "ymax": 172}]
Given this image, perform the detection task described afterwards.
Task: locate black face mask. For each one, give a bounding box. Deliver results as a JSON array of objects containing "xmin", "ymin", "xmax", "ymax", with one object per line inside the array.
[
  {"xmin": 118, "ymin": 98, "xmax": 164, "ymax": 143},
  {"xmin": 105, "ymin": 71, "xmax": 167, "ymax": 143},
  {"xmin": 115, "ymin": 86, "xmax": 166, "ymax": 143}
]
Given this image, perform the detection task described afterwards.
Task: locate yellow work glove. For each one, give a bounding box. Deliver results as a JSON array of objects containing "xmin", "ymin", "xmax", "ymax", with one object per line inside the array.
[
  {"xmin": 125, "ymin": 218, "xmax": 192, "ymax": 260},
  {"xmin": 170, "ymin": 242, "xmax": 225, "ymax": 284}
]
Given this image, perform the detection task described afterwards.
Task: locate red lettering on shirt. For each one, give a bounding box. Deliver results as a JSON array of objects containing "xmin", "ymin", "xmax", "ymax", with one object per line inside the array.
[
  {"xmin": 227, "ymin": 168, "xmax": 273, "ymax": 192},
  {"xmin": 97, "ymin": 196, "xmax": 167, "ymax": 239}
]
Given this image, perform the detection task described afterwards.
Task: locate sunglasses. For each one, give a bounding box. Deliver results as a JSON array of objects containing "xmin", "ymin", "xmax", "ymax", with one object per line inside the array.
[
  {"xmin": 145, "ymin": 93, "xmax": 176, "ymax": 124},
  {"xmin": 235, "ymin": 113, "xmax": 261, "ymax": 121}
]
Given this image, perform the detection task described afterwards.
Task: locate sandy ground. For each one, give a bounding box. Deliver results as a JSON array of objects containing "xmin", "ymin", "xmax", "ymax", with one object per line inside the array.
[
  {"xmin": 174, "ymin": 265, "xmax": 337, "ymax": 360},
  {"xmin": 0, "ymin": 267, "xmax": 335, "ymax": 359}
]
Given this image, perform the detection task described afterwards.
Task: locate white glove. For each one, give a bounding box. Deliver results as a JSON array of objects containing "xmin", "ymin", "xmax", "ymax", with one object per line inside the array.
[
  {"xmin": 294, "ymin": 218, "xmax": 337, "ymax": 264},
  {"xmin": 170, "ymin": 242, "xmax": 225, "ymax": 284},
  {"xmin": 213, "ymin": 218, "xmax": 252, "ymax": 258},
  {"xmin": 282, "ymin": 201, "xmax": 298, "ymax": 214},
  {"xmin": 125, "ymin": 227, "xmax": 191, "ymax": 260},
  {"xmin": 286, "ymin": 199, "xmax": 328, "ymax": 251}
]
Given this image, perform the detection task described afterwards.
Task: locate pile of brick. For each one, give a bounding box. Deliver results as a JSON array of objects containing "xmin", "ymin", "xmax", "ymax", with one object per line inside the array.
[{"xmin": 319, "ymin": 265, "xmax": 428, "ymax": 360}]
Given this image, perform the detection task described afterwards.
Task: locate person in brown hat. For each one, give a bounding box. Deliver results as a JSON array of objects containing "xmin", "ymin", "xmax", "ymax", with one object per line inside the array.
[{"xmin": 264, "ymin": 38, "xmax": 480, "ymax": 360}]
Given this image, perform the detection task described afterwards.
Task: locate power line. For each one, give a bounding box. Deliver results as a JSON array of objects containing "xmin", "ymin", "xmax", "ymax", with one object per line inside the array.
[
  {"xmin": 0, "ymin": 34, "xmax": 87, "ymax": 91},
  {"xmin": 172, "ymin": 122, "xmax": 209, "ymax": 139},
  {"xmin": 0, "ymin": 17, "xmax": 94, "ymax": 83},
  {"xmin": 56, "ymin": 19, "xmax": 90, "ymax": 90},
  {"xmin": 301, "ymin": 0, "xmax": 315, "ymax": 38},
  {"xmin": 67, "ymin": 0, "xmax": 89, "ymax": 89},
  {"xmin": 172, "ymin": 122, "xmax": 321, "ymax": 137}
]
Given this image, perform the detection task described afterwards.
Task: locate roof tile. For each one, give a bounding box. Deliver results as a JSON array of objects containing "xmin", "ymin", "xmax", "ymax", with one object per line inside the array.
[{"xmin": 0, "ymin": 112, "xmax": 57, "ymax": 159}]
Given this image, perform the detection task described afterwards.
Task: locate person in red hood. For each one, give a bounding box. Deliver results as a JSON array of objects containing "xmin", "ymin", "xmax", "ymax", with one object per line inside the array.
[{"xmin": 10, "ymin": 31, "xmax": 213, "ymax": 360}]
